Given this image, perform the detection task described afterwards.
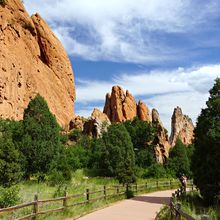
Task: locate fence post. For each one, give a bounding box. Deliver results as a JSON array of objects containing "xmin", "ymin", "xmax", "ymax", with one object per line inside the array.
[
  {"xmin": 175, "ymin": 203, "xmax": 181, "ymax": 220},
  {"xmin": 170, "ymin": 179, "xmax": 172, "ymax": 188},
  {"xmin": 63, "ymin": 191, "xmax": 67, "ymax": 209},
  {"xmin": 135, "ymin": 183, "xmax": 138, "ymax": 193},
  {"xmin": 156, "ymin": 180, "xmax": 159, "ymax": 188},
  {"xmin": 86, "ymin": 189, "xmax": 90, "ymax": 203},
  {"xmin": 116, "ymin": 186, "xmax": 119, "ymax": 195},
  {"xmin": 33, "ymin": 194, "xmax": 38, "ymax": 220},
  {"xmin": 104, "ymin": 185, "xmax": 107, "ymax": 200},
  {"xmin": 126, "ymin": 184, "xmax": 129, "ymax": 195},
  {"xmin": 201, "ymin": 215, "xmax": 210, "ymax": 220},
  {"xmin": 145, "ymin": 182, "xmax": 148, "ymax": 190}
]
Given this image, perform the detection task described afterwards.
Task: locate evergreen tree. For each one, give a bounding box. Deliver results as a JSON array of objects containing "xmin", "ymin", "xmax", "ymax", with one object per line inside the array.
[
  {"xmin": 20, "ymin": 95, "xmax": 61, "ymax": 178},
  {"xmin": 192, "ymin": 78, "xmax": 220, "ymax": 204},
  {"xmin": 0, "ymin": 123, "xmax": 22, "ymax": 187},
  {"xmin": 95, "ymin": 123, "xmax": 136, "ymax": 184},
  {"xmin": 166, "ymin": 139, "xmax": 191, "ymax": 177}
]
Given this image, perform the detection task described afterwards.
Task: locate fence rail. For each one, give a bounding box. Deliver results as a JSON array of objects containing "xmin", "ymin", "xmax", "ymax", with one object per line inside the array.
[{"xmin": 0, "ymin": 179, "xmax": 181, "ymax": 220}]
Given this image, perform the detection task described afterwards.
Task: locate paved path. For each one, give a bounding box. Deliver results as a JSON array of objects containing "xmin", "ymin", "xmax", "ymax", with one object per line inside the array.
[{"xmin": 75, "ymin": 190, "xmax": 174, "ymax": 220}]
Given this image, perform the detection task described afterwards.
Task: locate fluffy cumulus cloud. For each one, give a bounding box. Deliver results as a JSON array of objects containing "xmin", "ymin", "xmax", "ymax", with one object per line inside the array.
[
  {"xmin": 24, "ymin": 0, "xmax": 220, "ymax": 63},
  {"xmin": 75, "ymin": 64, "xmax": 220, "ymax": 131}
]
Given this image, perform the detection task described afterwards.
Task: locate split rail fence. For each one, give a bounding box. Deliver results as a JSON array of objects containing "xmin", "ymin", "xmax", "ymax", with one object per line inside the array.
[{"xmin": 0, "ymin": 179, "xmax": 182, "ymax": 220}]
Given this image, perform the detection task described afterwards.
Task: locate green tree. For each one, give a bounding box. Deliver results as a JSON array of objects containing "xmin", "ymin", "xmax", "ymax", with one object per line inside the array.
[
  {"xmin": 94, "ymin": 123, "xmax": 136, "ymax": 184},
  {"xmin": 123, "ymin": 117, "xmax": 156, "ymax": 168},
  {"xmin": 0, "ymin": 133, "xmax": 23, "ymax": 187},
  {"xmin": 166, "ymin": 139, "xmax": 191, "ymax": 177},
  {"xmin": 20, "ymin": 95, "xmax": 62, "ymax": 178},
  {"xmin": 192, "ymin": 78, "xmax": 220, "ymax": 204}
]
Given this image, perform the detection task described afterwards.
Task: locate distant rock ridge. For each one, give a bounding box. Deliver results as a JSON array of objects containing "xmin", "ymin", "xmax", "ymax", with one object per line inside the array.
[
  {"xmin": 0, "ymin": 0, "xmax": 75, "ymax": 128},
  {"xmin": 103, "ymin": 86, "xmax": 170, "ymax": 163},
  {"xmin": 169, "ymin": 106, "xmax": 194, "ymax": 147}
]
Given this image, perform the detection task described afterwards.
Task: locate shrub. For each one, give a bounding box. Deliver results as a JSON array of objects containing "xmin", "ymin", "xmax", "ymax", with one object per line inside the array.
[
  {"xmin": 144, "ymin": 163, "xmax": 168, "ymax": 178},
  {"xmin": 0, "ymin": 186, "xmax": 21, "ymax": 208},
  {"xmin": 0, "ymin": 0, "xmax": 7, "ymax": 6}
]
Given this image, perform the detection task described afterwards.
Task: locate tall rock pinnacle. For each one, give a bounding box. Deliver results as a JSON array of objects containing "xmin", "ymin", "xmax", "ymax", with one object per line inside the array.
[
  {"xmin": 169, "ymin": 106, "xmax": 194, "ymax": 147},
  {"xmin": 0, "ymin": 0, "xmax": 75, "ymax": 128}
]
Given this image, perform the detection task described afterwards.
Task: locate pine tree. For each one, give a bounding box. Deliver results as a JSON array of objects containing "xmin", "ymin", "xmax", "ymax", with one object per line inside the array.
[
  {"xmin": 192, "ymin": 78, "xmax": 220, "ymax": 204},
  {"xmin": 20, "ymin": 95, "xmax": 61, "ymax": 178}
]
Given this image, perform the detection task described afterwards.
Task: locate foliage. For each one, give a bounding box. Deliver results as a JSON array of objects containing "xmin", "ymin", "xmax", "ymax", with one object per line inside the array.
[
  {"xmin": 0, "ymin": 186, "xmax": 21, "ymax": 208},
  {"xmin": 192, "ymin": 78, "xmax": 220, "ymax": 204},
  {"xmin": 93, "ymin": 123, "xmax": 136, "ymax": 184},
  {"xmin": 0, "ymin": 0, "xmax": 7, "ymax": 6},
  {"xmin": 0, "ymin": 121, "xmax": 23, "ymax": 187},
  {"xmin": 123, "ymin": 117, "xmax": 157, "ymax": 168},
  {"xmin": 144, "ymin": 163, "xmax": 168, "ymax": 179},
  {"xmin": 20, "ymin": 95, "xmax": 62, "ymax": 178},
  {"xmin": 166, "ymin": 139, "xmax": 191, "ymax": 178}
]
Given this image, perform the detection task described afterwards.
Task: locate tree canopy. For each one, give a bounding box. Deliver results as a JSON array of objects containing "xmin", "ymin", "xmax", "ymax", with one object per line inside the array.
[{"xmin": 192, "ymin": 78, "xmax": 220, "ymax": 204}]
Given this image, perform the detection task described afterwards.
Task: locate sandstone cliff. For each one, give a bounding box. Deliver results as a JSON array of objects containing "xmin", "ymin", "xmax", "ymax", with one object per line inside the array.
[
  {"xmin": 169, "ymin": 106, "xmax": 194, "ymax": 147},
  {"xmin": 152, "ymin": 109, "xmax": 170, "ymax": 163},
  {"xmin": 103, "ymin": 86, "xmax": 137, "ymax": 122},
  {"xmin": 0, "ymin": 0, "xmax": 75, "ymax": 128},
  {"xmin": 137, "ymin": 100, "xmax": 152, "ymax": 122}
]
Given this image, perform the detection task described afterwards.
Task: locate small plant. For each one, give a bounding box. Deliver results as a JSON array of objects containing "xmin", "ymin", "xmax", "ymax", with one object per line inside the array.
[
  {"xmin": 126, "ymin": 189, "xmax": 134, "ymax": 199},
  {"xmin": 0, "ymin": 0, "xmax": 7, "ymax": 6},
  {"xmin": 0, "ymin": 186, "xmax": 21, "ymax": 208}
]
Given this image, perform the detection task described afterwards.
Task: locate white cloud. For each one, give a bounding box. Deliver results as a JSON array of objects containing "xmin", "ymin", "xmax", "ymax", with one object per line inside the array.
[
  {"xmin": 24, "ymin": 0, "xmax": 220, "ymax": 63},
  {"xmin": 75, "ymin": 64, "xmax": 220, "ymax": 132}
]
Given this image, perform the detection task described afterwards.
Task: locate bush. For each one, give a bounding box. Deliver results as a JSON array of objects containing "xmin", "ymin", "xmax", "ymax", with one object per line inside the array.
[
  {"xmin": 144, "ymin": 163, "xmax": 168, "ymax": 178},
  {"xmin": 0, "ymin": 0, "xmax": 7, "ymax": 6},
  {"xmin": 0, "ymin": 125, "xmax": 23, "ymax": 187},
  {"xmin": 0, "ymin": 186, "xmax": 21, "ymax": 208},
  {"xmin": 126, "ymin": 189, "xmax": 134, "ymax": 199}
]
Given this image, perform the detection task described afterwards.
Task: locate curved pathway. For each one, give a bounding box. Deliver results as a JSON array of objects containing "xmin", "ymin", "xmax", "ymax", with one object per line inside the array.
[{"xmin": 75, "ymin": 190, "xmax": 174, "ymax": 220}]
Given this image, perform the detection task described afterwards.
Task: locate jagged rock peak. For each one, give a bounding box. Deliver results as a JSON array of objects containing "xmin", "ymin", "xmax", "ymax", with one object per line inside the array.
[
  {"xmin": 103, "ymin": 86, "xmax": 137, "ymax": 122},
  {"xmin": 169, "ymin": 106, "xmax": 194, "ymax": 147},
  {"xmin": 0, "ymin": 0, "xmax": 75, "ymax": 128},
  {"xmin": 137, "ymin": 100, "xmax": 151, "ymax": 122},
  {"xmin": 151, "ymin": 108, "xmax": 170, "ymax": 163}
]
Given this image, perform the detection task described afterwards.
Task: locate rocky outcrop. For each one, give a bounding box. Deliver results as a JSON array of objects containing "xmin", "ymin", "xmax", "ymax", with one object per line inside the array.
[
  {"xmin": 169, "ymin": 106, "xmax": 194, "ymax": 147},
  {"xmin": 152, "ymin": 109, "xmax": 170, "ymax": 163},
  {"xmin": 83, "ymin": 108, "xmax": 111, "ymax": 138},
  {"xmin": 103, "ymin": 86, "xmax": 137, "ymax": 122},
  {"xmin": 0, "ymin": 0, "xmax": 75, "ymax": 128},
  {"xmin": 69, "ymin": 116, "xmax": 85, "ymax": 131},
  {"xmin": 137, "ymin": 100, "xmax": 152, "ymax": 122}
]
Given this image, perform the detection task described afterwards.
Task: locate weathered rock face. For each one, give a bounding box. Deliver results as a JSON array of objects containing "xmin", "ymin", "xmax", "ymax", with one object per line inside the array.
[
  {"xmin": 103, "ymin": 86, "xmax": 137, "ymax": 122},
  {"xmin": 169, "ymin": 106, "xmax": 194, "ymax": 147},
  {"xmin": 137, "ymin": 100, "xmax": 152, "ymax": 122},
  {"xmin": 83, "ymin": 108, "xmax": 111, "ymax": 138},
  {"xmin": 0, "ymin": 0, "xmax": 75, "ymax": 128},
  {"xmin": 69, "ymin": 116, "xmax": 85, "ymax": 131},
  {"xmin": 152, "ymin": 109, "xmax": 170, "ymax": 163}
]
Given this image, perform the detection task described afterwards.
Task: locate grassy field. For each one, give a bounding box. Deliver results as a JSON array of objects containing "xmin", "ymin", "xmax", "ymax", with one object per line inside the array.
[{"xmin": 0, "ymin": 170, "xmax": 180, "ymax": 220}]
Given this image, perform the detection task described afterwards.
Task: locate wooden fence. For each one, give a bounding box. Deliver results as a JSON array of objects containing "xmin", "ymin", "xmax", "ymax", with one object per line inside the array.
[{"xmin": 0, "ymin": 179, "xmax": 180, "ymax": 220}]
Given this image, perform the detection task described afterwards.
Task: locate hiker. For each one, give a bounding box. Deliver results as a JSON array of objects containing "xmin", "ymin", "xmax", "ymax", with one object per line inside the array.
[{"xmin": 179, "ymin": 174, "xmax": 187, "ymax": 191}]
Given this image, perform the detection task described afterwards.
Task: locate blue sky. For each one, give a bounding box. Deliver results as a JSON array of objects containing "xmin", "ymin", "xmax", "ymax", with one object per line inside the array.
[{"xmin": 25, "ymin": 0, "xmax": 220, "ymax": 132}]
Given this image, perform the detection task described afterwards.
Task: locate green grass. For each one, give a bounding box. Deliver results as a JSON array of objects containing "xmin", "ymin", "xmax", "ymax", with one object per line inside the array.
[{"xmin": 0, "ymin": 169, "xmax": 181, "ymax": 220}]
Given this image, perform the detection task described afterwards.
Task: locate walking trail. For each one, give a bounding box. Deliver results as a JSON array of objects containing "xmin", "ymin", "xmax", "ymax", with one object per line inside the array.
[{"xmin": 70, "ymin": 189, "xmax": 174, "ymax": 220}]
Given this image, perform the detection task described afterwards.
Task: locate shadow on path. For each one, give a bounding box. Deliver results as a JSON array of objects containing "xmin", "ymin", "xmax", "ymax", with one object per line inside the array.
[{"xmin": 131, "ymin": 196, "xmax": 171, "ymax": 205}]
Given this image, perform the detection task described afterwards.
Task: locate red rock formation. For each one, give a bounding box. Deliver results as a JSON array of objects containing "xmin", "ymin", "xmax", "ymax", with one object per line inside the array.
[
  {"xmin": 169, "ymin": 106, "xmax": 194, "ymax": 147},
  {"xmin": 69, "ymin": 116, "xmax": 85, "ymax": 131},
  {"xmin": 103, "ymin": 86, "xmax": 137, "ymax": 122},
  {"xmin": 84, "ymin": 108, "xmax": 111, "ymax": 138},
  {"xmin": 152, "ymin": 109, "xmax": 170, "ymax": 163},
  {"xmin": 137, "ymin": 100, "xmax": 152, "ymax": 122},
  {"xmin": 0, "ymin": 0, "xmax": 75, "ymax": 128}
]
